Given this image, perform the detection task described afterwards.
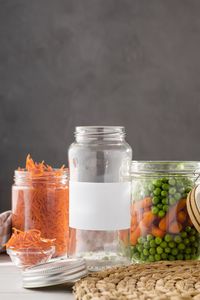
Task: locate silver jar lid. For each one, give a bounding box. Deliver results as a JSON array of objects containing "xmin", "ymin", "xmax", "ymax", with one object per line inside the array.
[{"xmin": 22, "ymin": 258, "xmax": 88, "ymax": 288}]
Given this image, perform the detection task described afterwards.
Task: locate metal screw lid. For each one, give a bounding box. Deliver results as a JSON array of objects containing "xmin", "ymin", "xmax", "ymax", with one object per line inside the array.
[{"xmin": 22, "ymin": 258, "xmax": 88, "ymax": 288}]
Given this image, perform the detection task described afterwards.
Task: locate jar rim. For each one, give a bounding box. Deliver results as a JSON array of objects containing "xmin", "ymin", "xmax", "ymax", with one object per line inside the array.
[
  {"xmin": 75, "ymin": 126, "xmax": 125, "ymax": 141},
  {"xmin": 14, "ymin": 168, "xmax": 69, "ymax": 181},
  {"xmin": 131, "ymin": 161, "xmax": 200, "ymax": 175}
]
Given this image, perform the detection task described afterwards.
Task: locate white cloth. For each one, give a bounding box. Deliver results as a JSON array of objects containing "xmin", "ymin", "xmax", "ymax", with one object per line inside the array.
[{"xmin": 0, "ymin": 211, "xmax": 12, "ymax": 252}]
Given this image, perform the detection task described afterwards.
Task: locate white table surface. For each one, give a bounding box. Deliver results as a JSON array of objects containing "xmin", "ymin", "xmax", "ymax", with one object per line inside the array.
[{"xmin": 0, "ymin": 254, "xmax": 75, "ymax": 299}]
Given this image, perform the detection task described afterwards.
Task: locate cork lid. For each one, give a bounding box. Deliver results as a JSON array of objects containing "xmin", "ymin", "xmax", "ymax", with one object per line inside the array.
[{"xmin": 186, "ymin": 185, "xmax": 200, "ymax": 232}]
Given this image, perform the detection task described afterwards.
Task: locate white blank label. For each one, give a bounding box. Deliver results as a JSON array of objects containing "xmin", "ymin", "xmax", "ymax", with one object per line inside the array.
[{"xmin": 69, "ymin": 182, "xmax": 131, "ymax": 230}]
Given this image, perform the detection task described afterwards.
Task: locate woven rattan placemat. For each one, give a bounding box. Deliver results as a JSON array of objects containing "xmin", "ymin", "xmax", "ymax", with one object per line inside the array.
[{"xmin": 74, "ymin": 261, "xmax": 200, "ymax": 300}]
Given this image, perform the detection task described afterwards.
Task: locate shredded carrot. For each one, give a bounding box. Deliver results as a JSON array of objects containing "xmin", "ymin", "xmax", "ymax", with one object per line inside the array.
[
  {"xmin": 12, "ymin": 155, "xmax": 69, "ymax": 257},
  {"xmin": 6, "ymin": 228, "xmax": 55, "ymax": 267},
  {"xmin": 6, "ymin": 228, "xmax": 55, "ymax": 250}
]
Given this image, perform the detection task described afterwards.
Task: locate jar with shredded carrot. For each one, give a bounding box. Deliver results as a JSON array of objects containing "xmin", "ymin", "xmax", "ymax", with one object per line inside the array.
[{"xmin": 12, "ymin": 155, "xmax": 69, "ymax": 257}]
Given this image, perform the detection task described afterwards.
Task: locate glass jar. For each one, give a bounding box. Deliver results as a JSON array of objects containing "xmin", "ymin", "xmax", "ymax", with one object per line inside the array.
[
  {"xmin": 12, "ymin": 169, "xmax": 69, "ymax": 257},
  {"xmin": 130, "ymin": 161, "xmax": 200, "ymax": 263},
  {"xmin": 68, "ymin": 126, "xmax": 132, "ymax": 270}
]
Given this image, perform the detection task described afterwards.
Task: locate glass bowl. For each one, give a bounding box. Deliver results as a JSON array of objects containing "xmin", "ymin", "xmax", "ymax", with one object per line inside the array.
[{"xmin": 7, "ymin": 246, "xmax": 55, "ymax": 269}]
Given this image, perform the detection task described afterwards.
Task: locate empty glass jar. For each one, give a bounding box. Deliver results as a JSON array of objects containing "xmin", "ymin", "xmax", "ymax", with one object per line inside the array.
[{"xmin": 68, "ymin": 126, "xmax": 132, "ymax": 270}]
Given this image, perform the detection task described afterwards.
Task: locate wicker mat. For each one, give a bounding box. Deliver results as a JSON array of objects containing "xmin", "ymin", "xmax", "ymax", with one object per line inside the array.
[{"xmin": 74, "ymin": 261, "xmax": 200, "ymax": 300}]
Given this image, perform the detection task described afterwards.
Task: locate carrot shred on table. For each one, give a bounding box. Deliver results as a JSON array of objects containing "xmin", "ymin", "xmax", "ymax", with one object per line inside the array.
[{"xmin": 12, "ymin": 155, "xmax": 69, "ymax": 257}]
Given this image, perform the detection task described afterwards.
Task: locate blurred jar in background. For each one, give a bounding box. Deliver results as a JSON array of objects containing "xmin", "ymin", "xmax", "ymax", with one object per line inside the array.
[{"xmin": 68, "ymin": 126, "xmax": 132, "ymax": 270}]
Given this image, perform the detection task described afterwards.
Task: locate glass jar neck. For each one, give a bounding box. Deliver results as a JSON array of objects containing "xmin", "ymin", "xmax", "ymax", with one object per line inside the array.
[
  {"xmin": 75, "ymin": 126, "xmax": 125, "ymax": 142},
  {"xmin": 131, "ymin": 161, "xmax": 200, "ymax": 179},
  {"xmin": 14, "ymin": 170, "xmax": 68, "ymax": 186}
]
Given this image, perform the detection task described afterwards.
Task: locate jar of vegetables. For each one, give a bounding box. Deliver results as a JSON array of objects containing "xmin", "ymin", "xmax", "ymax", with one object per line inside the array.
[
  {"xmin": 130, "ymin": 161, "xmax": 200, "ymax": 262},
  {"xmin": 68, "ymin": 126, "xmax": 132, "ymax": 270},
  {"xmin": 12, "ymin": 156, "xmax": 69, "ymax": 258}
]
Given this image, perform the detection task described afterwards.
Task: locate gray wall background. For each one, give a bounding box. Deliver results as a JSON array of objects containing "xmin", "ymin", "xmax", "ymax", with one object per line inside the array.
[{"xmin": 1, "ymin": 0, "xmax": 200, "ymax": 212}]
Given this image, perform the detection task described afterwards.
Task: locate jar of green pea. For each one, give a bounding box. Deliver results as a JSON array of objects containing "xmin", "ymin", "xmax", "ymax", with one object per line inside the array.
[{"xmin": 130, "ymin": 161, "xmax": 200, "ymax": 262}]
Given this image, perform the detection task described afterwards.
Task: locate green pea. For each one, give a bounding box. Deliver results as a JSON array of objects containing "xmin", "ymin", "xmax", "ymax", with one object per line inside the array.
[
  {"xmin": 189, "ymin": 236, "xmax": 196, "ymax": 243},
  {"xmin": 162, "ymin": 177, "xmax": 168, "ymax": 183},
  {"xmin": 131, "ymin": 246, "xmax": 137, "ymax": 254},
  {"xmin": 178, "ymin": 243, "xmax": 185, "ymax": 250},
  {"xmin": 169, "ymin": 187, "xmax": 176, "ymax": 195},
  {"xmin": 143, "ymin": 249, "xmax": 149, "ymax": 256},
  {"xmin": 162, "ymin": 198, "xmax": 168, "ymax": 205},
  {"xmin": 193, "ymin": 241, "xmax": 199, "ymax": 248},
  {"xmin": 148, "ymin": 183, "xmax": 154, "ymax": 191},
  {"xmin": 150, "ymin": 240, "xmax": 156, "ymax": 248},
  {"xmin": 179, "ymin": 187, "xmax": 185, "ymax": 194},
  {"xmin": 185, "ymin": 187, "xmax": 192, "ymax": 193},
  {"xmin": 162, "ymin": 183, "xmax": 169, "ymax": 191},
  {"xmin": 163, "ymin": 205, "xmax": 169, "ymax": 212},
  {"xmin": 154, "ymin": 188, "xmax": 162, "ymax": 196},
  {"xmin": 155, "ymin": 254, "xmax": 161, "ymax": 261},
  {"xmin": 140, "ymin": 254, "xmax": 146, "ymax": 260},
  {"xmin": 143, "ymin": 241, "xmax": 150, "ymax": 249},
  {"xmin": 191, "ymin": 248, "xmax": 197, "ymax": 255},
  {"xmin": 165, "ymin": 234, "xmax": 172, "ymax": 242},
  {"xmin": 152, "ymin": 197, "xmax": 160, "ymax": 205},
  {"xmin": 155, "ymin": 237, "xmax": 162, "ymax": 245},
  {"xmin": 171, "ymin": 248, "xmax": 178, "ymax": 256},
  {"xmin": 161, "ymin": 253, "xmax": 168, "ymax": 260},
  {"xmin": 174, "ymin": 193, "xmax": 181, "ymax": 201},
  {"xmin": 185, "ymin": 254, "xmax": 191, "ymax": 260},
  {"xmin": 180, "ymin": 232, "xmax": 187, "ymax": 238},
  {"xmin": 168, "ymin": 255, "xmax": 175, "ymax": 261},
  {"xmin": 186, "ymin": 226, "xmax": 192, "ymax": 233},
  {"xmin": 165, "ymin": 247, "xmax": 171, "ymax": 254},
  {"xmin": 160, "ymin": 241, "xmax": 167, "ymax": 248},
  {"xmin": 169, "ymin": 178, "xmax": 176, "ymax": 186},
  {"xmin": 185, "ymin": 248, "xmax": 192, "ymax": 254},
  {"xmin": 152, "ymin": 207, "xmax": 159, "ymax": 215},
  {"xmin": 174, "ymin": 236, "xmax": 182, "ymax": 243},
  {"xmin": 147, "ymin": 234, "xmax": 154, "ymax": 241},
  {"xmin": 149, "ymin": 247, "xmax": 156, "ymax": 255},
  {"xmin": 148, "ymin": 255, "xmax": 155, "ymax": 262},
  {"xmin": 158, "ymin": 210, "xmax": 165, "ymax": 218},
  {"xmin": 137, "ymin": 245, "xmax": 143, "ymax": 252},
  {"xmin": 177, "ymin": 254, "xmax": 184, "ymax": 260},
  {"xmin": 154, "ymin": 180, "xmax": 162, "ymax": 187},
  {"xmin": 169, "ymin": 241, "xmax": 176, "ymax": 248},
  {"xmin": 157, "ymin": 204, "xmax": 163, "ymax": 209},
  {"xmin": 182, "ymin": 193, "xmax": 187, "ymax": 198},
  {"xmin": 138, "ymin": 237, "xmax": 146, "ymax": 244},
  {"xmin": 190, "ymin": 228, "xmax": 196, "ymax": 236},
  {"xmin": 169, "ymin": 198, "xmax": 176, "ymax": 205},
  {"xmin": 156, "ymin": 246, "xmax": 163, "ymax": 254},
  {"xmin": 183, "ymin": 238, "xmax": 190, "ymax": 245},
  {"xmin": 161, "ymin": 191, "xmax": 168, "ymax": 198}
]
